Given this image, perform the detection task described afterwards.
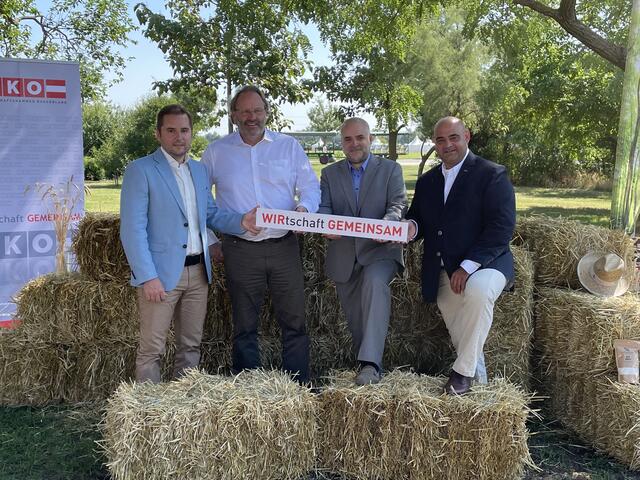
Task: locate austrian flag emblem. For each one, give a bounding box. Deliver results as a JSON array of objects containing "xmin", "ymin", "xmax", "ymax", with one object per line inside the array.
[{"xmin": 0, "ymin": 77, "xmax": 67, "ymax": 99}]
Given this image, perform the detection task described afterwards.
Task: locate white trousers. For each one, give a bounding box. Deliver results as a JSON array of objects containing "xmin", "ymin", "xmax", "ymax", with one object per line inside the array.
[{"xmin": 436, "ymin": 268, "xmax": 507, "ymax": 378}]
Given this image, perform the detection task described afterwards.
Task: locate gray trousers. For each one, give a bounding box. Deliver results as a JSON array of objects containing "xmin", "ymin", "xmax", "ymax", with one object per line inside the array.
[
  {"xmin": 335, "ymin": 259, "xmax": 398, "ymax": 370},
  {"xmin": 222, "ymin": 233, "xmax": 309, "ymax": 382}
]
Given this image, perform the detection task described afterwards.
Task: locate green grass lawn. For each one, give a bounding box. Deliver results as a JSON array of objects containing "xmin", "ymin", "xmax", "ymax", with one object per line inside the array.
[{"xmin": 87, "ymin": 160, "xmax": 612, "ymax": 227}]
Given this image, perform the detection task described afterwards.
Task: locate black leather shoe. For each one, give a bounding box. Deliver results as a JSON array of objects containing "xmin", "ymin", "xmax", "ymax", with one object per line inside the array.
[{"xmin": 443, "ymin": 370, "xmax": 473, "ymax": 396}]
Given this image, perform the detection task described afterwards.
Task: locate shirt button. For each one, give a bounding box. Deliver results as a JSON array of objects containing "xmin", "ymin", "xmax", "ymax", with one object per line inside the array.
[
  {"xmin": 436, "ymin": 252, "xmax": 441, "ymax": 257},
  {"xmin": 437, "ymin": 230, "xmax": 442, "ymax": 236},
  {"xmin": 182, "ymin": 244, "xmax": 187, "ymax": 248},
  {"xmin": 184, "ymin": 223, "xmax": 188, "ymax": 227}
]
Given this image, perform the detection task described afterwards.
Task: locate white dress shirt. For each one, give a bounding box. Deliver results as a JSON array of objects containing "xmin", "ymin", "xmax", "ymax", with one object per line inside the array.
[
  {"xmin": 161, "ymin": 147, "xmax": 203, "ymax": 255},
  {"xmin": 201, "ymin": 129, "xmax": 320, "ymax": 241}
]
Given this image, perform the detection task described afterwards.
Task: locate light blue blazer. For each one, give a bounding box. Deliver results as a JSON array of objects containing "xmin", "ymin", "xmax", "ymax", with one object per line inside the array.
[{"xmin": 119, "ymin": 148, "xmax": 245, "ymax": 292}]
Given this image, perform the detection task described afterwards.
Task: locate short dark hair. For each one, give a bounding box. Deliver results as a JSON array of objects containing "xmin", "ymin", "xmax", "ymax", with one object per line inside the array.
[
  {"xmin": 156, "ymin": 104, "xmax": 193, "ymax": 130},
  {"xmin": 229, "ymin": 85, "xmax": 269, "ymax": 114}
]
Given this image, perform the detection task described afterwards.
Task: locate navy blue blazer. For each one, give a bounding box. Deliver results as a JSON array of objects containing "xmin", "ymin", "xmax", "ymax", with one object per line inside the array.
[{"xmin": 406, "ymin": 151, "xmax": 516, "ymax": 303}]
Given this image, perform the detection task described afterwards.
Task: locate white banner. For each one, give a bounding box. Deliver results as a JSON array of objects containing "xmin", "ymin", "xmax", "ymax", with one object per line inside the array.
[
  {"xmin": 0, "ymin": 59, "xmax": 83, "ymax": 326},
  {"xmin": 257, "ymin": 208, "xmax": 408, "ymax": 242}
]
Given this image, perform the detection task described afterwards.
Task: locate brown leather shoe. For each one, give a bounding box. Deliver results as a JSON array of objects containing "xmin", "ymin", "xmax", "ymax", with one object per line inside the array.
[{"xmin": 443, "ymin": 370, "xmax": 473, "ymax": 395}]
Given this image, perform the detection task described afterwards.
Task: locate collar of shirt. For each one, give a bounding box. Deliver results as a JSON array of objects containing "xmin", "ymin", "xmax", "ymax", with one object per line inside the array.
[
  {"xmin": 441, "ymin": 148, "xmax": 469, "ymax": 178},
  {"xmin": 347, "ymin": 153, "xmax": 371, "ymax": 174},
  {"xmin": 232, "ymin": 128, "xmax": 275, "ymax": 147},
  {"xmin": 160, "ymin": 146, "xmax": 189, "ymax": 169}
]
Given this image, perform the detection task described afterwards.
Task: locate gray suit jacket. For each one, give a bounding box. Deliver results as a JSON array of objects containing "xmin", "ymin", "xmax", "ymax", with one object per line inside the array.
[{"xmin": 318, "ymin": 155, "xmax": 407, "ymax": 283}]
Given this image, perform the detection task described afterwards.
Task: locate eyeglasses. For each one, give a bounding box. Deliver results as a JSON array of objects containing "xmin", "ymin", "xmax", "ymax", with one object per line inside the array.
[{"xmin": 235, "ymin": 107, "xmax": 267, "ymax": 117}]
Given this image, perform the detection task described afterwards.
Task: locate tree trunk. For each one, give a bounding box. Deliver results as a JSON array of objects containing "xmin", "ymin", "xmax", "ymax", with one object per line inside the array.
[
  {"xmin": 611, "ymin": 0, "xmax": 640, "ymax": 234},
  {"xmin": 388, "ymin": 129, "xmax": 399, "ymax": 161}
]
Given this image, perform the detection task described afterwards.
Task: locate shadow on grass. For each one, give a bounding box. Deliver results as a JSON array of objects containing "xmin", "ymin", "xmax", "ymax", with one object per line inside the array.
[
  {"xmin": 87, "ymin": 182, "xmax": 121, "ymax": 191},
  {"xmin": 518, "ymin": 207, "xmax": 610, "ymax": 227},
  {"xmin": 517, "ymin": 187, "xmax": 611, "ymax": 200}
]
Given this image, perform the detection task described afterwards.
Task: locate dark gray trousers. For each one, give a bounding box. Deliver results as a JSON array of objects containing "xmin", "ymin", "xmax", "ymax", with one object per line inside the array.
[{"xmin": 222, "ymin": 233, "xmax": 309, "ymax": 382}]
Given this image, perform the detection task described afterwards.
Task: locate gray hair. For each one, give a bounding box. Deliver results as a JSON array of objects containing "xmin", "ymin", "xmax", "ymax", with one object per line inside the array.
[{"xmin": 229, "ymin": 85, "xmax": 270, "ymax": 115}]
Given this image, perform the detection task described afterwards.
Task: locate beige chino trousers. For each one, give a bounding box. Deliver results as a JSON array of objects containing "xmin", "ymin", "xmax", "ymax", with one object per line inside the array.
[
  {"xmin": 436, "ymin": 268, "xmax": 507, "ymax": 378},
  {"xmin": 135, "ymin": 263, "xmax": 208, "ymax": 383}
]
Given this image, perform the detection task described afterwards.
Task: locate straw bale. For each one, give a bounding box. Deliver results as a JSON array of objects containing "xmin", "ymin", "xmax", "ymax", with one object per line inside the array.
[
  {"xmin": 535, "ymin": 287, "xmax": 640, "ymax": 381},
  {"xmin": 0, "ymin": 331, "xmax": 64, "ymax": 405},
  {"xmin": 513, "ymin": 215, "xmax": 634, "ymax": 289},
  {"xmin": 318, "ymin": 370, "xmax": 533, "ymax": 480},
  {"xmin": 14, "ymin": 272, "xmax": 138, "ymax": 343},
  {"xmin": 534, "ymin": 287, "xmax": 640, "ymax": 469},
  {"xmin": 71, "ymin": 212, "xmax": 130, "ymax": 283},
  {"xmin": 102, "ymin": 369, "xmax": 317, "ymax": 480}
]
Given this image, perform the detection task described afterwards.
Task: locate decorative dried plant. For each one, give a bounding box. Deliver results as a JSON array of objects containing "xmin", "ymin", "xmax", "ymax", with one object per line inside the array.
[{"xmin": 24, "ymin": 176, "xmax": 89, "ymax": 273}]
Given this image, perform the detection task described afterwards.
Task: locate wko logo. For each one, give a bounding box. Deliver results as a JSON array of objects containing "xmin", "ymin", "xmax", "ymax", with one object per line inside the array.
[{"xmin": 0, "ymin": 77, "xmax": 66, "ymax": 99}]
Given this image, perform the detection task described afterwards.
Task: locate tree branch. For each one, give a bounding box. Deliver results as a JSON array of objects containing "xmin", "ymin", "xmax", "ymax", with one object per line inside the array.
[{"xmin": 513, "ymin": 0, "xmax": 627, "ymax": 70}]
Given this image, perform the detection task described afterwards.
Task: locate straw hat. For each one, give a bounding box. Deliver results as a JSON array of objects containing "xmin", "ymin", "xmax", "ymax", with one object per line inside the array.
[{"xmin": 577, "ymin": 252, "xmax": 630, "ymax": 297}]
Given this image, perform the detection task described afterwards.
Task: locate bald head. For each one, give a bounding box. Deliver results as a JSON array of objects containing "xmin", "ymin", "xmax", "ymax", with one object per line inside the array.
[
  {"xmin": 432, "ymin": 116, "xmax": 471, "ymax": 169},
  {"xmin": 341, "ymin": 117, "xmax": 373, "ymax": 166}
]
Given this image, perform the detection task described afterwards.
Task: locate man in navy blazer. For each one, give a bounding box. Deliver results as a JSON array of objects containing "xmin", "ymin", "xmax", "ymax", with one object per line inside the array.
[
  {"xmin": 406, "ymin": 116, "xmax": 515, "ymax": 395},
  {"xmin": 120, "ymin": 104, "xmax": 259, "ymax": 383}
]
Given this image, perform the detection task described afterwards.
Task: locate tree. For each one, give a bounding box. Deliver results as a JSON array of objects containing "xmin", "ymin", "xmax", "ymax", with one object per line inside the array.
[
  {"xmin": 467, "ymin": 0, "xmax": 637, "ymax": 231},
  {"xmin": 408, "ymin": 7, "xmax": 489, "ymax": 136},
  {"xmin": 82, "ymin": 102, "xmax": 124, "ymax": 156},
  {"xmin": 135, "ymin": 0, "xmax": 313, "ymax": 132},
  {"xmin": 1, "ymin": 0, "xmax": 135, "ymax": 100},
  {"xmin": 472, "ymin": 9, "xmax": 623, "ymax": 185},
  {"xmin": 312, "ymin": 0, "xmax": 436, "ymax": 160},
  {"xmin": 611, "ymin": 0, "xmax": 640, "ymax": 232},
  {"xmin": 305, "ymin": 98, "xmax": 341, "ymax": 132}
]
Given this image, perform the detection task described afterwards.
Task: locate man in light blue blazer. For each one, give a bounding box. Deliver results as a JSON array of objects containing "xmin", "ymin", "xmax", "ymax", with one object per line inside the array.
[{"xmin": 120, "ymin": 104, "xmax": 259, "ymax": 383}]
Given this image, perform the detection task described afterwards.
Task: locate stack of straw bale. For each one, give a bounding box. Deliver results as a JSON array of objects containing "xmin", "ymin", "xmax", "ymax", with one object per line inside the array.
[
  {"xmin": 3, "ymin": 213, "xmax": 535, "ymax": 404},
  {"xmin": 102, "ymin": 369, "xmax": 317, "ymax": 480},
  {"xmin": 535, "ymin": 286, "xmax": 640, "ymax": 468},
  {"xmin": 318, "ymin": 370, "xmax": 533, "ymax": 480},
  {"xmin": 513, "ymin": 215, "xmax": 635, "ymax": 289}
]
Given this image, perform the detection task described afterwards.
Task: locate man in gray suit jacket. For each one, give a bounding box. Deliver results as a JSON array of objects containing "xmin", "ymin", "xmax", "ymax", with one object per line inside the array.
[{"xmin": 319, "ymin": 118, "xmax": 407, "ymax": 385}]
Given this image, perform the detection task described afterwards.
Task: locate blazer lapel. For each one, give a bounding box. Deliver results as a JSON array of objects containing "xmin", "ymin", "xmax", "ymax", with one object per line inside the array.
[
  {"xmin": 356, "ymin": 155, "xmax": 380, "ymax": 215},
  {"xmin": 445, "ymin": 152, "xmax": 476, "ymax": 207},
  {"xmin": 337, "ymin": 160, "xmax": 357, "ymax": 215},
  {"xmin": 153, "ymin": 149, "xmax": 187, "ymax": 218}
]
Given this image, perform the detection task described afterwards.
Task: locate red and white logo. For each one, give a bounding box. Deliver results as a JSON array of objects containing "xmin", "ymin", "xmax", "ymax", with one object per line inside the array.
[{"xmin": 0, "ymin": 77, "xmax": 66, "ymax": 99}]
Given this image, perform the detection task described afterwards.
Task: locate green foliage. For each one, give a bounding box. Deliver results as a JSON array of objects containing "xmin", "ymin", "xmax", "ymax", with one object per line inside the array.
[
  {"xmin": 312, "ymin": 0, "xmax": 436, "ymax": 159},
  {"xmin": 88, "ymin": 94, "xmax": 213, "ymax": 179},
  {"xmin": 409, "ymin": 7, "xmax": 489, "ymax": 136},
  {"xmin": 469, "ymin": 6, "xmax": 624, "ymax": 186},
  {"xmin": 135, "ymin": 0, "xmax": 313, "ymax": 127},
  {"xmin": 83, "ymin": 156, "xmax": 105, "ymax": 181},
  {"xmin": 82, "ymin": 102, "xmax": 124, "ymax": 156},
  {"xmin": 0, "ymin": 0, "xmax": 135, "ymax": 101},
  {"xmin": 305, "ymin": 98, "xmax": 342, "ymax": 132}
]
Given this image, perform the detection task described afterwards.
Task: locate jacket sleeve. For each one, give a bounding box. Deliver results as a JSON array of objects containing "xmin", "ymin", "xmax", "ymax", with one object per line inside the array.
[
  {"xmin": 119, "ymin": 161, "xmax": 158, "ymax": 284},
  {"xmin": 318, "ymin": 168, "xmax": 333, "ymax": 215},
  {"xmin": 383, "ymin": 162, "xmax": 407, "ymax": 222},
  {"xmin": 405, "ymin": 178, "xmax": 424, "ymax": 241},
  {"xmin": 465, "ymin": 167, "xmax": 516, "ymax": 266}
]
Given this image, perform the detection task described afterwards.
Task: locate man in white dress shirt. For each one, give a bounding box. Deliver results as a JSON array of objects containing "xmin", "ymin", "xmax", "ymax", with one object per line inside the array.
[{"xmin": 202, "ymin": 86, "xmax": 320, "ymax": 383}]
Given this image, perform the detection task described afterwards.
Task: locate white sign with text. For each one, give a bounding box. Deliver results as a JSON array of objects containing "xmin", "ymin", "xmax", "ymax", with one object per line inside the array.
[{"xmin": 256, "ymin": 208, "xmax": 408, "ymax": 242}]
